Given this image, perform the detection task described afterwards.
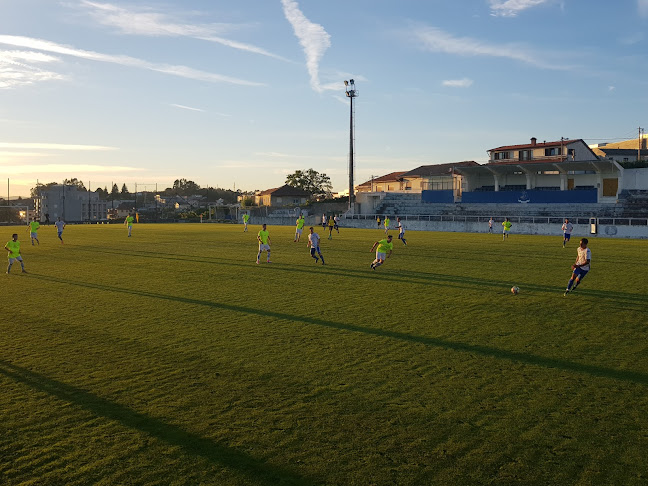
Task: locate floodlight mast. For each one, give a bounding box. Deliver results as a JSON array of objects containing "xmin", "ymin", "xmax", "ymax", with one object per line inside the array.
[{"xmin": 345, "ymin": 79, "xmax": 358, "ymax": 212}]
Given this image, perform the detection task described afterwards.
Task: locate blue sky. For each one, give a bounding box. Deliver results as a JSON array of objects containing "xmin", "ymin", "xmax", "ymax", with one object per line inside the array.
[{"xmin": 2, "ymin": 0, "xmax": 647, "ymax": 197}]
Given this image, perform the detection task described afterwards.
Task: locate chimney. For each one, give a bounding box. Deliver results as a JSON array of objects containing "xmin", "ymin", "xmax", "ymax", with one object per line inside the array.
[{"xmin": 530, "ymin": 137, "xmax": 537, "ymax": 146}]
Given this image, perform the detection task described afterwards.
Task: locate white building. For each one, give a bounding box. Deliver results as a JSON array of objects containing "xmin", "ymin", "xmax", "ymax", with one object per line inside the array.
[{"xmin": 37, "ymin": 185, "xmax": 108, "ymax": 222}]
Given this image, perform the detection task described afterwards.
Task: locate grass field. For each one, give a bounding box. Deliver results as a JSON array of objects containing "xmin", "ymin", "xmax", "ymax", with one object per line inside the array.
[{"xmin": 2, "ymin": 222, "xmax": 648, "ymax": 485}]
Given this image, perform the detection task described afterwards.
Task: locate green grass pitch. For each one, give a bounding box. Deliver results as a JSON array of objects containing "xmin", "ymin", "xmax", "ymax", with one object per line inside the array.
[{"xmin": 2, "ymin": 223, "xmax": 648, "ymax": 485}]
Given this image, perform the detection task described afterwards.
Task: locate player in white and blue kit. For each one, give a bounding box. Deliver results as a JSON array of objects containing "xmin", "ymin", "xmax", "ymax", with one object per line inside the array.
[
  {"xmin": 307, "ymin": 227, "xmax": 325, "ymax": 265},
  {"xmin": 564, "ymin": 238, "xmax": 591, "ymax": 296},
  {"xmin": 561, "ymin": 218, "xmax": 573, "ymax": 248},
  {"xmin": 54, "ymin": 217, "xmax": 66, "ymax": 244},
  {"xmin": 396, "ymin": 217, "xmax": 407, "ymax": 245}
]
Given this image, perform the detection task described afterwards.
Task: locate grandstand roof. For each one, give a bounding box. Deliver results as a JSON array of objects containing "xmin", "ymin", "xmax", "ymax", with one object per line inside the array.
[
  {"xmin": 357, "ymin": 171, "xmax": 407, "ymax": 188},
  {"xmin": 454, "ymin": 159, "xmax": 621, "ymax": 176},
  {"xmin": 400, "ymin": 161, "xmax": 479, "ymax": 178}
]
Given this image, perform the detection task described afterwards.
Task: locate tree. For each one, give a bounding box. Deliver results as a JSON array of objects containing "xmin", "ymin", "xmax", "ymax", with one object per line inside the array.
[
  {"xmin": 172, "ymin": 178, "xmax": 201, "ymax": 195},
  {"xmin": 30, "ymin": 182, "xmax": 57, "ymax": 198},
  {"xmin": 110, "ymin": 183, "xmax": 120, "ymax": 200},
  {"xmin": 63, "ymin": 178, "xmax": 86, "ymax": 190},
  {"xmin": 285, "ymin": 169, "xmax": 332, "ymax": 197},
  {"xmin": 121, "ymin": 183, "xmax": 129, "ymax": 196}
]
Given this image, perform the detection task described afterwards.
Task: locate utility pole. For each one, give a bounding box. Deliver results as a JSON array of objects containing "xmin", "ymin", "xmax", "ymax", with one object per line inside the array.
[
  {"xmin": 344, "ymin": 79, "xmax": 358, "ymax": 212},
  {"xmin": 639, "ymin": 127, "xmax": 644, "ymax": 162}
]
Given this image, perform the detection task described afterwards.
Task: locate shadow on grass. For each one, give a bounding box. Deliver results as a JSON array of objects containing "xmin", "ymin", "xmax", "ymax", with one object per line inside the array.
[
  {"xmin": 73, "ymin": 246, "xmax": 648, "ymax": 305},
  {"xmin": 28, "ymin": 273, "xmax": 648, "ymax": 387},
  {"xmin": 0, "ymin": 360, "xmax": 313, "ymax": 486}
]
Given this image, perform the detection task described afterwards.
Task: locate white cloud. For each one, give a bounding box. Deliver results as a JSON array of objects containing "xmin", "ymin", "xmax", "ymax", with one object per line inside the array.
[
  {"xmin": 0, "ymin": 142, "xmax": 117, "ymax": 151},
  {"xmin": 409, "ymin": 25, "xmax": 570, "ymax": 70},
  {"xmin": 281, "ymin": 0, "xmax": 332, "ymax": 92},
  {"xmin": 77, "ymin": 1, "xmax": 288, "ymax": 61},
  {"xmin": 608, "ymin": 86, "xmax": 616, "ymax": 91},
  {"xmin": 442, "ymin": 78, "xmax": 474, "ymax": 88},
  {"xmin": 170, "ymin": 104, "xmax": 205, "ymax": 113},
  {"xmin": 0, "ymin": 164, "xmax": 140, "ymax": 174},
  {"xmin": 0, "ymin": 36, "xmax": 265, "ymax": 86},
  {"xmin": 489, "ymin": 0, "xmax": 551, "ymax": 17},
  {"xmin": 0, "ymin": 49, "xmax": 64, "ymax": 89},
  {"xmin": 639, "ymin": 0, "xmax": 648, "ymax": 17}
]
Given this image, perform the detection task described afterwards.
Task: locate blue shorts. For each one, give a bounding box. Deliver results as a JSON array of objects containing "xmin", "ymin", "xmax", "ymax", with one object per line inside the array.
[
  {"xmin": 564, "ymin": 233, "xmax": 571, "ymax": 241},
  {"xmin": 310, "ymin": 246, "xmax": 321, "ymax": 256},
  {"xmin": 572, "ymin": 267, "xmax": 589, "ymax": 280}
]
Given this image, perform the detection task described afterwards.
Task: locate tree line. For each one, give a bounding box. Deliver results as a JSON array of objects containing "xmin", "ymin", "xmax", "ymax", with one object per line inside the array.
[{"xmin": 30, "ymin": 178, "xmax": 240, "ymax": 204}]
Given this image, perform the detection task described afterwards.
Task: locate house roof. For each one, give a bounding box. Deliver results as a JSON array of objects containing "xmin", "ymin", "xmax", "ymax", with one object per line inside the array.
[
  {"xmin": 259, "ymin": 184, "xmax": 311, "ymax": 197},
  {"xmin": 357, "ymin": 171, "xmax": 407, "ymax": 187},
  {"xmin": 489, "ymin": 139, "xmax": 581, "ymax": 152},
  {"xmin": 400, "ymin": 161, "xmax": 479, "ymax": 178}
]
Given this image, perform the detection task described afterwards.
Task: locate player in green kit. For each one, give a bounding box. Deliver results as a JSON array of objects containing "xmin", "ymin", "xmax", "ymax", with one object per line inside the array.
[
  {"xmin": 257, "ymin": 224, "xmax": 271, "ymax": 264},
  {"xmin": 294, "ymin": 214, "xmax": 305, "ymax": 242},
  {"xmin": 125, "ymin": 214, "xmax": 134, "ymax": 237},
  {"xmin": 243, "ymin": 213, "xmax": 250, "ymax": 232},
  {"xmin": 383, "ymin": 216, "xmax": 390, "ymax": 235},
  {"xmin": 28, "ymin": 220, "xmax": 40, "ymax": 245},
  {"xmin": 370, "ymin": 235, "xmax": 393, "ymax": 270},
  {"xmin": 5, "ymin": 233, "xmax": 27, "ymax": 274},
  {"xmin": 502, "ymin": 218, "xmax": 512, "ymax": 241}
]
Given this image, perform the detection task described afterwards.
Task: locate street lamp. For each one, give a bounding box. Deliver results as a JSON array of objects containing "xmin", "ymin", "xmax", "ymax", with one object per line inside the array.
[{"xmin": 344, "ymin": 79, "xmax": 358, "ymax": 212}]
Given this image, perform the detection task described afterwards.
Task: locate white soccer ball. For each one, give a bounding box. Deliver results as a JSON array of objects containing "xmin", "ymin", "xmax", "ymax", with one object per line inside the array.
[{"xmin": 511, "ymin": 286, "xmax": 520, "ymax": 295}]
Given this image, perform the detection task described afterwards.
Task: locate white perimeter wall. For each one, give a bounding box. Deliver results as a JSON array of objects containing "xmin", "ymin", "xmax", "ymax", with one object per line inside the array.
[
  {"xmin": 251, "ymin": 217, "xmax": 648, "ymax": 239},
  {"xmin": 622, "ymin": 168, "xmax": 648, "ymax": 190}
]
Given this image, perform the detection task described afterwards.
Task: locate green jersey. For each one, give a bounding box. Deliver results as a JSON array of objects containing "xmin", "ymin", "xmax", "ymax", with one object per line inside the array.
[
  {"xmin": 126, "ymin": 216, "xmax": 134, "ymax": 226},
  {"xmin": 376, "ymin": 239, "xmax": 393, "ymax": 253},
  {"xmin": 502, "ymin": 221, "xmax": 512, "ymax": 231},
  {"xmin": 258, "ymin": 230, "xmax": 270, "ymax": 244},
  {"xmin": 296, "ymin": 217, "xmax": 305, "ymax": 229},
  {"xmin": 6, "ymin": 240, "xmax": 20, "ymax": 258},
  {"xmin": 384, "ymin": 218, "xmax": 390, "ymax": 227},
  {"xmin": 243, "ymin": 214, "xmax": 249, "ymax": 223},
  {"xmin": 29, "ymin": 221, "xmax": 40, "ymax": 232}
]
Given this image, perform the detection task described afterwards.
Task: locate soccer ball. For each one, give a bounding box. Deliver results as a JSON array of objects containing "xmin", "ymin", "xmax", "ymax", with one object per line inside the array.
[{"xmin": 511, "ymin": 286, "xmax": 520, "ymax": 295}]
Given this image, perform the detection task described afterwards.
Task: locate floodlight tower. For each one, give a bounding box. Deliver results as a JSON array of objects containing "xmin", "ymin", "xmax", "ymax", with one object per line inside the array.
[{"xmin": 344, "ymin": 79, "xmax": 358, "ymax": 211}]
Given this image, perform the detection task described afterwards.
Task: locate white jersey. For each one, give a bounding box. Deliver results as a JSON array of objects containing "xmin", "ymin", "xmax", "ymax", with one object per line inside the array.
[
  {"xmin": 576, "ymin": 247, "xmax": 591, "ymax": 271},
  {"xmin": 488, "ymin": 219, "xmax": 493, "ymax": 228},
  {"xmin": 562, "ymin": 222, "xmax": 573, "ymax": 234},
  {"xmin": 398, "ymin": 221, "xmax": 404, "ymax": 234},
  {"xmin": 308, "ymin": 232, "xmax": 320, "ymax": 247},
  {"xmin": 54, "ymin": 220, "xmax": 66, "ymax": 231}
]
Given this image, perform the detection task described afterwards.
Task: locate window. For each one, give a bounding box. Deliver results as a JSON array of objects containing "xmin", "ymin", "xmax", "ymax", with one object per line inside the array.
[
  {"xmin": 494, "ymin": 151, "xmax": 511, "ymax": 160},
  {"xmin": 544, "ymin": 147, "xmax": 558, "ymax": 156},
  {"xmin": 519, "ymin": 150, "xmax": 531, "ymax": 160}
]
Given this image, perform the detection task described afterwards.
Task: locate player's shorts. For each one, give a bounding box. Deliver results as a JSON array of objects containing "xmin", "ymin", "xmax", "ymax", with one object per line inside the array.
[
  {"xmin": 8, "ymin": 256, "xmax": 23, "ymax": 264},
  {"xmin": 259, "ymin": 243, "xmax": 270, "ymax": 251},
  {"xmin": 296, "ymin": 228, "xmax": 303, "ymax": 235},
  {"xmin": 572, "ymin": 267, "xmax": 589, "ymax": 280},
  {"xmin": 376, "ymin": 251, "xmax": 386, "ymax": 261},
  {"xmin": 564, "ymin": 233, "xmax": 571, "ymax": 241},
  {"xmin": 398, "ymin": 231, "xmax": 405, "ymax": 239},
  {"xmin": 334, "ymin": 224, "xmax": 338, "ymax": 229},
  {"xmin": 503, "ymin": 229, "xmax": 509, "ymax": 234},
  {"xmin": 310, "ymin": 246, "xmax": 321, "ymax": 256},
  {"xmin": 30, "ymin": 232, "xmax": 38, "ymax": 238}
]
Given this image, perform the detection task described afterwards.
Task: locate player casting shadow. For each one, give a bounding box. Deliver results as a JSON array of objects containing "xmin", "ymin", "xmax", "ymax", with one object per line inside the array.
[
  {"xmin": 71, "ymin": 246, "xmax": 648, "ymax": 305},
  {"xmin": 0, "ymin": 360, "xmax": 313, "ymax": 486},
  {"xmin": 28, "ymin": 274, "xmax": 648, "ymax": 387}
]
